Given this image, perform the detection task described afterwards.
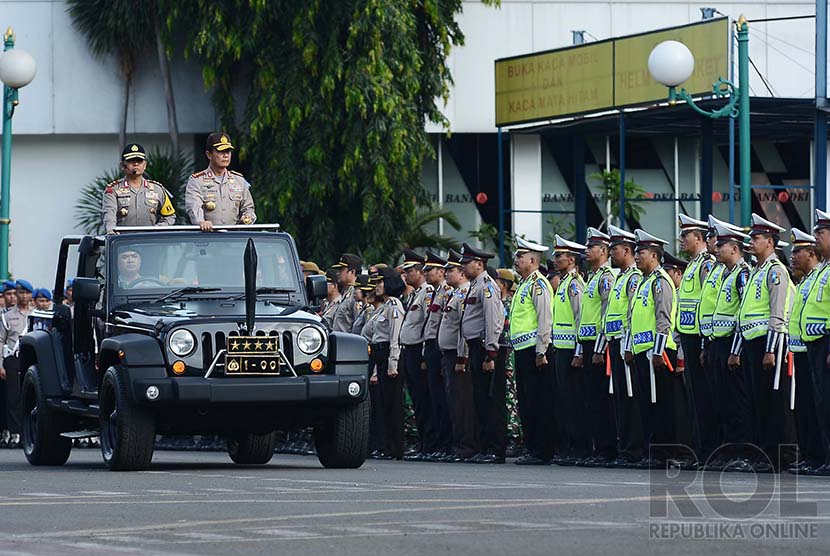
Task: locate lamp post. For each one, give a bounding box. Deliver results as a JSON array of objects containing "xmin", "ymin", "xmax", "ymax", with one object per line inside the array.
[
  {"xmin": 0, "ymin": 27, "xmax": 37, "ymax": 279},
  {"xmin": 648, "ymin": 16, "xmax": 751, "ymax": 227}
]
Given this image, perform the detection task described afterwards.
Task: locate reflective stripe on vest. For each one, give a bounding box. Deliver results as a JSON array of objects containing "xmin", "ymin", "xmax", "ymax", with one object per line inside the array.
[
  {"xmin": 578, "ymin": 265, "xmax": 612, "ymax": 341},
  {"xmin": 800, "ymin": 262, "xmax": 830, "ymax": 343},
  {"xmin": 509, "ymin": 271, "xmax": 552, "ymax": 351},
  {"xmin": 604, "ymin": 266, "xmax": 640, "ymax": 338},
  {"xmin": 788, "ymin": 271, "xmax": 818, "ymax": 353},
  {"xmin": 738, "ymin": 259, "xmax": 782, "ymax": 340},
  {"xmin": 711, "ymin": 263, "xmax": 748, "ymax": 338},
  {"xmin": 677, "ymin": 253, "xmax": 710, "ymax": 335},
  {"xmin": 699, "ymin": 262, "xmax": 725, "ymax": 338},
  {"xmin": 552, "ymin": 273, "xmax": 580, "ymax": 349},
  {"xmin": 630, "ymin": 268, "xmax": 678, "ymax": 355}
]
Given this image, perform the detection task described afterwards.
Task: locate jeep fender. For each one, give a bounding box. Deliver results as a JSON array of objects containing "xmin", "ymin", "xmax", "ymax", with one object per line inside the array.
[
  {"xmin": 328, "ymin": 332, "xmax": 370, "ymax": 377},
  {"xmin": 99, "ymin": 334, "xmax": 169, "ymax": 402},
  {"xmin": 19, "ymin": 331, "xmax": 63, "ymax": 397}
]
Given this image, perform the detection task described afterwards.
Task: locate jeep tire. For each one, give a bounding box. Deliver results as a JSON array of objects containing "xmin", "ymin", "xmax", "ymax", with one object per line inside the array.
[
  {"xmin": 227, "ymin": 432, "xmax": 277, "ymax": 464},
  {"xmin": 21, "ymin": 367, "xmax": 72, "ymax": 466},
  {"xmin": 99, "ymin": 367, "xmax": 155, "ymax": 471},
  {"xmin": 314, "ymin": 399, "xmax": 370, "ymax": 469}
]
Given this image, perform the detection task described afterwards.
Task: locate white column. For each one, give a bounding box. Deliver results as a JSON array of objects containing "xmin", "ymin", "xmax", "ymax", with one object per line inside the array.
[{"xmin": 510, "ymin": 134, "xmax": 543, "ymax": 241}]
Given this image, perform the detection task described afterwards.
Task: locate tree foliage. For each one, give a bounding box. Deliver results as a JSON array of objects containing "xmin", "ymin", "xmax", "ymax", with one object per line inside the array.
[
  {"xmin": 590, "ymin": 169, "xmax": 648, "ymax": 228},
  {"xmin": 161, "ymin": 0, "xmax": 497, "ymax": 264}
]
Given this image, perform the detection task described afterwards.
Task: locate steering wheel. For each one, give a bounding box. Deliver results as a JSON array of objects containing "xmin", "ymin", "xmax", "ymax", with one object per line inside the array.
[{"xmin": 126, "ymin": 277, "xmax": 166, "ymax": 288}]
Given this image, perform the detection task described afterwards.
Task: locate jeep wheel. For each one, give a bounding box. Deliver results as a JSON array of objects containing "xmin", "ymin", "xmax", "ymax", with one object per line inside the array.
[
  {"xmin": 21, "ymin": 367, "xmax": 72, "ymax": 466},
  {"xmin": 227, "ymin": 431, "xmax": 277, "ymax": 464},
  {"xmin": 314, "ymin": 399, "xmax": 370, "ymax": 469},
  {"xmin": 99, "ymin": 367, "xmax": 155, "ymax": 471}
]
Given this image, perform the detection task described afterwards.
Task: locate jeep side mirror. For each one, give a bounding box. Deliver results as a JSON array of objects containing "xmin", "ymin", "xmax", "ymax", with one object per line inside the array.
[
  {"xmin": 306, "ymin": 274, "xmax": 327, "ymax": 302},
  {"xmin": 72, "ymin": 277, "xmax": 100, "ymax": 303}
]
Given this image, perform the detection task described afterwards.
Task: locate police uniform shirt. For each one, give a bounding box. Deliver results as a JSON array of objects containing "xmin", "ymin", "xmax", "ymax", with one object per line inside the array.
[
  {"xmin": 424, "ymin": 280, "xmax": 453, "ymax": 341},
  {"xmin": 557, "ymin": 268, "xmax": 584, "ymax": 327},
  {"xmin": 332, "ymin": 285, "xmax": 360, "ymax": 333},
  {"xmin": 652, "ymin": 269, "xmax": 676, "ymax": 345},
  {"xmin": 756, "ymin": 252, "xmax": 790, "ymax": 336},
  {"xmin": 0, "ymin": 305, "xmax": 32, "ymax": 356},
  {"xmin": 589, "ymin": 262, "xmax": 615, "ymax": 354},
  {"xmin": 185, "ymin": 168, "xmax": 256, "ymax": 226},
  {"xmin": 620, "ymin": 264, "xmax": 642, "ymax": 333},
  {"xmin": 399, "ymin": 283, "xmax": 434, "ymax": 346},
  {"xmin": 353, "ymin": 303, "xmax": 373, "ymax": 336},
  {"xmin": 373, "ymin": 297, "xmax": 405, "ymax": 371},
  {"xmin": 512, "ymin": 269, "xmax": 553, "ymax": 355},
  {"xmin": 360, "ymin": 305, "xmax": 379, "ymax": 341},
  {"xmin": 322, "ymin": 292, "xmax": 342, "ymax": 327},
  {"xmin": 102, "ymin": 178, "xmax": 176, "ymax": 233},
  {"xmin": 460, "ymin": 272, "xmax": 504, "ymax": 353},
  {"xmin": 437, "ymin": 281, "xmax": 470, "ymax": 357}
]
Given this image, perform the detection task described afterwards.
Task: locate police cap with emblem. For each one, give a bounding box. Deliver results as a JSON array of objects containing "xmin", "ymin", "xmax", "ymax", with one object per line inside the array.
[
  {"xmin": 634, "ymin": 229, "xmax": 669, "ymax": 254},
  {"xmin": 662, "ymin": 252, "xmax": 687, "ymax": 272},
  {"xmin": 206, "ymin": 132, "xmax": 235, "ymax": 152},
  {"xmin": 678, "ymin": 214, "xmax": 708, "ymax": 237},
  {"xmin": 331, "ymin": 253, "xmax": 363, "ymax": 272},
  {"xmin": 713, "ymin": 220, "xmax": 749, "ymax": 247},
  {"xmin": 424, "ymin": 250, "xmax": 447, "ymax": 269},
  {"xmin": 608, "ymin": 224, "xmax": 636, "ymax": 248},
  {"xmin": 514, "ymin": 236, "xmax": 549, "ymax": 257},
  {"xmin": 325, "ymin": 269, "xmax": 338, "ymax": 284},
  {"xmin": 356, "ymin": 274, "xmax": 375, "ymax": 292},
  {"xmin": 121, "ymin": 143, "xmax": 146, "ymax": 161},
  {"xmin": 707, "ymin": 215, "xmax": 743, "ymax": 239},
  {"xmin": 586, "ymin": 227, "xmax": 611, "ymax": 246},
  {"xmin": 553, "ymin": 234, "xmax": 587, "ymax": 257},
  {"xmin": 749, "ymin": 213, "xmax": 785, "ymax": 242},
  {"xmin": 459, "ymin": 243, "xmax": 495, "ymax": 264},
  {"xmin": 444, "ymin": 249, "xmax": 463, "ymax": 269},
  {"xmin": 790, "ymin": 228, "xmax": 816, "ymax": 252},
  {"xmin": 400, "ymin": 249, "xmax": 426, "ymax": 270},
  {"xmin": 815, "ymin": 209, "xmax": 830, "ymax": 232}
]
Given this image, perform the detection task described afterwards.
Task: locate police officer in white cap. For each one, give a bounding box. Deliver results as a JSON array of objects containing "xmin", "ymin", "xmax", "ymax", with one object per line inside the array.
[
  {"xmin": 509, "ymin": 237, "xmax": 555, "ymax": 465},
  {"xmin": 736, "ymin": 213, "xmax": 796, "ymax": 472}
]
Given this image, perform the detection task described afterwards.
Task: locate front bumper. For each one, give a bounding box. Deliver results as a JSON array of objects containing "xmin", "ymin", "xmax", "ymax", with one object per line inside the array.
[{"xmin": 130, "ymin": 373, "xmax": 368, "ymax": 405}]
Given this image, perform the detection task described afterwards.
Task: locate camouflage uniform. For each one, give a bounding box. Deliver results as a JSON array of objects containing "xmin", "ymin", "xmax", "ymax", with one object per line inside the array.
[{"xmin": 501, "ymin": 294, "xmax": 522, "ymax": 445}]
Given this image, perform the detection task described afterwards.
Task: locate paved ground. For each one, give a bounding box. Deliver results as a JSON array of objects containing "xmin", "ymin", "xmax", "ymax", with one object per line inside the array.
[{"xmin": 0, "ymin": 449, "xmax": 829, "ymax": 555}]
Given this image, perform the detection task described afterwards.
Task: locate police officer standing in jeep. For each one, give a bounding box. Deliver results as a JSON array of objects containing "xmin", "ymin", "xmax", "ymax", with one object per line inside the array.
[{"xmin": 186, "ymin": 132, "xmax": 257, "ymax": 230}]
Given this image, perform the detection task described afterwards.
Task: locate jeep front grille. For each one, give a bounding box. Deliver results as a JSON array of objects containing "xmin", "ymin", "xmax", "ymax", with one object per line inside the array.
[{"xmin": 200, "ymin": 329, "xmax": 292, "ymax": 373}]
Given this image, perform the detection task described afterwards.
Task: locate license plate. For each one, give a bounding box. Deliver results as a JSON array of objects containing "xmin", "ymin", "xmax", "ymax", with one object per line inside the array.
[{"xmin": 225, "ymin": 335, "xmax": 282, "ymax": 375}]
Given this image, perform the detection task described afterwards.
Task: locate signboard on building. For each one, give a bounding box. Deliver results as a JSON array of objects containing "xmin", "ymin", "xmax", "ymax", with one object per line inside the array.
[{"xmin": 494, "ymin": 18, "xmax": 730, "ymax": 126}]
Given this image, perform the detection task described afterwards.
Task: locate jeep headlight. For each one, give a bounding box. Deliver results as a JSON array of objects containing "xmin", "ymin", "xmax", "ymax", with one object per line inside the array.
[
  {"xmin": 297, "ymin": 326, "xmax": 324, "ymax": 354},
  {"xmin": 168, "ymin": 329, "xmax": 196, "ymax": 357}
]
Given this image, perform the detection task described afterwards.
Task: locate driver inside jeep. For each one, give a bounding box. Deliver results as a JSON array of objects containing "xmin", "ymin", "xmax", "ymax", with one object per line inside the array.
[{"xmin": 116, "ymin": 248, "xmax": 155, "ymax": 288}]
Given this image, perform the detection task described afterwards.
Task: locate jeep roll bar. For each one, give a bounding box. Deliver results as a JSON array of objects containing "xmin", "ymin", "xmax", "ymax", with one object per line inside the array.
[{"xmin": 112, "ymin": 224, "xmax": 282, "ymax": 233}]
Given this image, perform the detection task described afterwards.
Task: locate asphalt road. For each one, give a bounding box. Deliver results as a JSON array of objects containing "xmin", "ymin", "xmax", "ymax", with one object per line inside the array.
[{"xmin": 1, "ymin": 449, "xmax": 829, "ymax": 555}]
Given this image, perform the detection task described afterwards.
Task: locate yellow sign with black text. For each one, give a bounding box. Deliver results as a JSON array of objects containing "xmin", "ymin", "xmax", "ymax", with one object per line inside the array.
[{"xmin": 494, "ymin": 18, "xmax": 729, "ymax": 126}]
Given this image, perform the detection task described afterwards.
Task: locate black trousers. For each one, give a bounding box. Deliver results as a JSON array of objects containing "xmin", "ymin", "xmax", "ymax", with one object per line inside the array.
[
  {"xmin": 468, "ymin": 339, "xmax": 507, "ymax": 457},
  {"xmin": 514, "ymin": 346, "xmax": 556, "ymax": 460},
  {"xmin": 807, "ymin": 337, "xmax": 830, "ymax": 465},
  {"xmin": 366, "ymin": 357, "xmax": 385, "ymax": 453},
  {"xmin": 711, "ymin": 336, "xmax": 753, "ymax": 460},
  {"xmin": 373, "ymin": 347, "xmax": 405, "ymax": 458},
  {"xmin": 554, "ymin": 346, "xmax": 590, "ymax": 458},
  {"xmin": 441, "ymin": 349, "xmax": 479, "ymax": 458},
  {"xmin": 3, "ymin": 356, "xmax": 21, "ymax": 434},
  {"xmin": 424, "ymin": 339, "xmax": 453, "ymax": 452},
  {"xmin": 681, "ymin": 333, "xmax": 720, "ymax": 459},
  {"xmin": 610, "ymin": 339, "xmax": 643, "ymax": 461},
  {"xmin": 633, "ymin": 349, "xmax": 679, "ymax": 461},
  {"xmin": 581, "ymin": 340, "xmax": 616, "ymax": 459},
  {"xmin": 402, "ymin": 343, "xmax": 436, "ymax": 453},
  {"xmin": 743, "ymin": 337, "xmax": 797, "ymax": 468},
  {"xmin": 793, "ymin": 351, "xmax": 825, "ymax": 465}
]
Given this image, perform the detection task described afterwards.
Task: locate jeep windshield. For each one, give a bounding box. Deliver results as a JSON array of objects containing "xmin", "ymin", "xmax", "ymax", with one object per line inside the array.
[{"xmin": 109, "ymin": 235, "xmax": 300, "ymax": 298}]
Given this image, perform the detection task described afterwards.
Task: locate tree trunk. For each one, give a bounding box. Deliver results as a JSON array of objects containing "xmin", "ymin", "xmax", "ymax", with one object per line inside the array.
[
  {"xmin": 120, "ymin": 70, "xmax": 130, "ymax": 150},
  {"xmin": 155, "ymin": 15, "xmax": 179, "ymax": 154}
]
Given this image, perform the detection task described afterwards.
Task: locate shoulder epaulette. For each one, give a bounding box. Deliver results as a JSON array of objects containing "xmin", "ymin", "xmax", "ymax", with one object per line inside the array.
[
  {"xmin": 146, "ymin": 179, "xmax": 162, "ymax": 186},
  {"xmin": 230, "ymin": 170, "xmax": 244, "ymax": 177},
  {"xmin": 191, "ymin": 170, "xmax": 207, "ymax": 178}
]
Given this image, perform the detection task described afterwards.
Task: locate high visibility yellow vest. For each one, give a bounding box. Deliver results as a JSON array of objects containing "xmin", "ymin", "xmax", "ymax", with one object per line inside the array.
[
  {"xmin": 552, "ymin": 272, "xmax": 582, "ymax": 349},
  {"xmin": 699, "ymin": 262, "xmax": 726, "ymax": 338},
  {"xmin": 630, "ymin": 268, "xmax": 678, "ymax": 355},
  {"xmin": 799, "ymin": 262, "xmax": 830, "ymax": 343},
  {"xmin": 604, "ymin": 266, "xmax": 642, "ymax": 339},
  {"xmin": 738, "ymin": 258, "xmax": 789, "ymax": 341},
  {"xmin": 711, "ymin": 262, "xmax": 749, "ymax": 338},
  {"xmin": 677, "ymin": 252, "xmax": 713, "ymax": 335},
  {"xmin": 578, "ymin": 265, "xmax": 613, "ymax": 341},
  {"xmin": 509, "ymin": 271, "xmax": 553, "ymax": 351}
]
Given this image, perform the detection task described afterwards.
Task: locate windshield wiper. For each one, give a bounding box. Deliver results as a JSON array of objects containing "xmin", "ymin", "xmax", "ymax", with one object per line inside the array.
[
  {"xmin": 152, "ymin": 286, "xmax": 221, "ymax": 303},
  {"xmin": 230, "ymin": 287, "xmax": 295, "ymax": 301}
]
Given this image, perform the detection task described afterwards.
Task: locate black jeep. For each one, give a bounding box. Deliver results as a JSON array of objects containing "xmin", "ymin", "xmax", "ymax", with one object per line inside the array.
[{"xmin": 18, "ymin": 225, "xmax": 370, "ymax": 470}]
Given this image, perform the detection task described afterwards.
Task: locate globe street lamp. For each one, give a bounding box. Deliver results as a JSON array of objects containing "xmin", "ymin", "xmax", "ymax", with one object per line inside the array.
[
  {"xmin": 0, "ymin": 27, "xmax": 37, "ymax": 279},
  {"xmin": 648, "ymin": 16, "xmax": 750, "ymax": 227}
]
